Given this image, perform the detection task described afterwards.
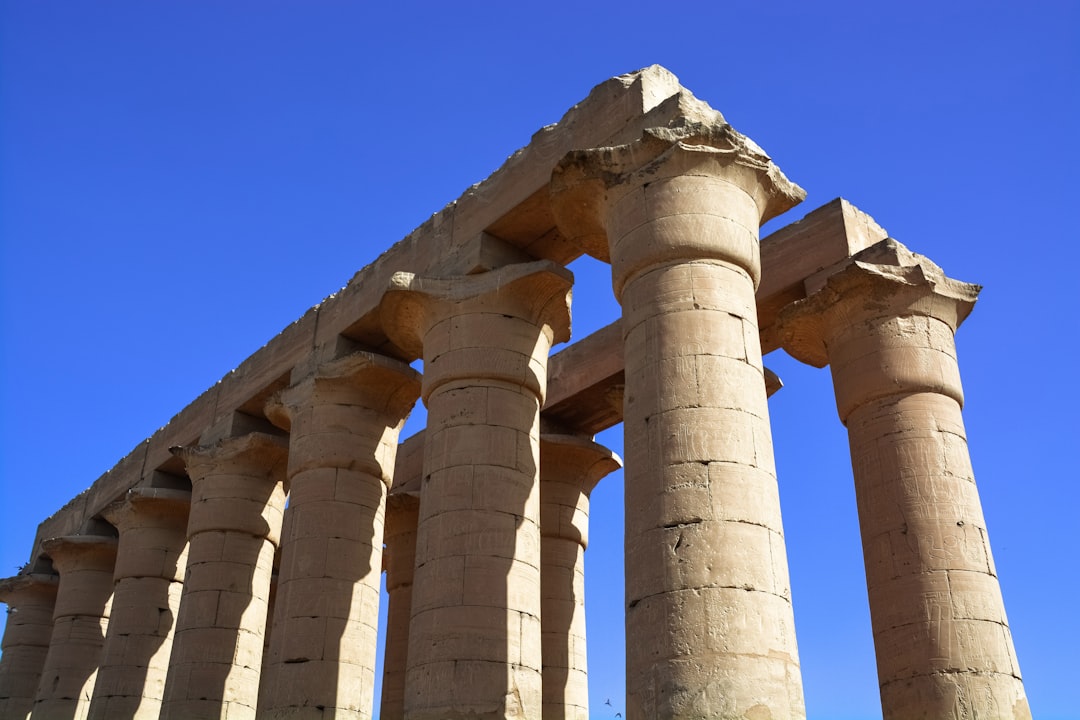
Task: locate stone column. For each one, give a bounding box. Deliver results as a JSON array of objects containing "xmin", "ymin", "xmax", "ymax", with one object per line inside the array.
[
  {"xmin": 0, "ymin": 573, "xmax": 59, "ymax": 719},
  {"xmin": 778, "ymin": 240, "xmax": 1030, "ymax": 719},
  {"xmin": 380, "ymin": 259, "xmax": 572, "ymax": 720},
  {"xmin": 260, "ymin": 351, "xmax": 420, "ymax": 719},
  {"xmin": 32, "ymin": 535, "xmax": 118, "ymax": 720},
  {"xmin": 160, "ymin": 433, "xmax": 287, "ymax": 720},
  {"xmin": 87, "ymin": 488, "xmax": 190, "ymax": 720},
  {"xmin": 379, "ymin": 492, "xmax": 419, "ymax": 720},
  {"xmin": 539, "ymin": 434, "xmax": 621, "ymax": 720},
  {"xmin": 552, "ymin": 123, "xmax": 807, "ymax": 719}
]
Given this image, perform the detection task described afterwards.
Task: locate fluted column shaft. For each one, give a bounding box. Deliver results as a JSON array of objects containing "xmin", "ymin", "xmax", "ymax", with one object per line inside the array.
[
  {"xmin": 32, "ymin": 536, "xmax": 118, "ymax": 720},
  {"xmin": 160, "ymin": 433, "xmax": 287, "ymax": 720},
  {"xmin": 380, "ymin": 260, "xmax": 573, "ymax": 720},
  {"xmin": 260, "ymin": 352, "xmax": 420, "ymax": 720},
  {"xmin": 779, "ymin": 241, "xmax": 1030, "ymax": 719},
  {"xmin": 379, "ymin": 493, "xmax": 419, "ymax": 720},
  {"xmin": 552, "ymin": 126, "xmax": 806, "ymax": 719},
  {"xmin": 87, "ymin": 489, "xmax": 190, "ymax": 720},
  {"xmin": 539, "ymin": 434, "xmax": 621, "ymax": 720},
  {"xmin": 0, "ymin": 574, "xmax": 59, "ymax": 719}
]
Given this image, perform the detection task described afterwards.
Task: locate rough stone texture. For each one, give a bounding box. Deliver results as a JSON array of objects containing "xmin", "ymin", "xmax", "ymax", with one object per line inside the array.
[
  {"xmin": 779, "ymin": 240, "xmax": 1031, "ymax": 719},
  {"xmin": 380, "ymin": 493, "xmax": 420, "ymax": 720},
  {"xmin": 33, "ymin": 535, "xmax": 118, "ymax": 720},
  {"xmin": 160, "ymin": 433, "xmax": 287, "ymax": 720},
  {"xmin": 539, "ymin": 434, "xmax": 621, "ymax": 720},
  {"xmin": 259, "ymin": 352, "xmax": 420, "ymax": 720},
  {"xmin": 380, "ymin": 260, "xmax": 572, "ymax": 720},
  {"xmin": 0, "ymin": 67, "xmax": 1031, "ymax": 720},
  {"xmin": 88, "ymin": 488, "xmax": 190, "ymax": 720},
  {"xmin": 551, "ymin": 126, "xmax": 807, "ymax": 719},
  {"xmin": 0, "ymin": 573, "xmax": 59, "ymax": 720}
]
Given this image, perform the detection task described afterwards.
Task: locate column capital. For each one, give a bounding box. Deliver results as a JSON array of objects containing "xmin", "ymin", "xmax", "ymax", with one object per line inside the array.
[
  {"xmin": 101, "ymin": 487, "xmax": 191, "ymax": 532},
  {"xmin": 539, "ymin": 433, "xmax": 622, "ymax": 497},
  {"xmin": 778, "ymin": 239, "xmax": 981, "ymax": 421},
  {"xmin": 0, "ymin": 573, "xmax": 59, "ymax": 603},
  {"xmin": 170, "ymin": 431, "xmax": 287, "ymax": 480},
  {"xmin": 40, "ymin": 534, "xmax": 119, "ymax": 575},
  {"xmin": 380, "ymin": 259, "xmax": 573, "ymax": 402},
  {"xmin": 101, "ymin": 488, "xmax": 190, "ymax": 586},
  {"xmin": 550, "ymin": 123, "xmax": 804, "ymax": 296},
  {"xmin": 266, "ymin": 350, "xmax": 421, "ymax": 432},
  {"xmin": 170, "ymin": 432, "xmax": 288, "ymax": 543},
  {"xmin": 540, "ymin": 434, "xmax": 621, "ymax": 550}
]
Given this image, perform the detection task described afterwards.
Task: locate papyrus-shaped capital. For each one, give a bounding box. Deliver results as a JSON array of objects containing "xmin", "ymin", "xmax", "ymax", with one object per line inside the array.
[
  {"xmin": 551, "ymin": 123, "xmax": 805, "ymax": 295},
  {"xmin": 380, "ymin": 260, "xmax": 573, "ymax": 402},
  {"xmin": 266, "ymin": 350, "xmax": 421, "ymax": 432},
  {"xmin": 540, "ymin": 433, "xmax": 622, "ymax": 548},
  {"xmin": 779, "ymin": 238, "xmax": 981, "ymax": 420}
]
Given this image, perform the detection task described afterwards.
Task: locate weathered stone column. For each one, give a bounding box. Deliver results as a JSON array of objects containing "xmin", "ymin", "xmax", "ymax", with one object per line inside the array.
[
  {"xmin": 32, "ymin": 535, "xmax": 118, "ymax": 720},
  {"xmin": 379, "ymin": 492, "xmax": 419, "ymax": 720},
  {"xmin": 87, "ymin": 488, "xmax": 190, "ymax": 720},
  {"xmin": 259, "ymin": 351, "xmax": 420, "ymax": 719},
  {"xmin": 160, "ymin": 432, "xmax": 287, "ymax": 720},
  {"xmin": 539, "ymin": 434, "xmax": 621, "ymax": 720},
  {"xmin": 552, "ymin": 123, "xmax": 807, "ymax": 719},
  {"xmin": 0, "ymin": 573, "xmax": 59, "ymax": 719},
  {"xmin": 778, "ymin": 240, "xmax": 1030, "ymax": 719},
  {"xmin": 380, "ymin": 259, "xmax": 572, "ymax": 720}
]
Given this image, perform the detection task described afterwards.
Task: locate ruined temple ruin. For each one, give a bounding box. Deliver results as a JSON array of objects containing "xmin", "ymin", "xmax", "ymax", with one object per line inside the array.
[{"xmin": 0, "ymin": 66, "xmax": 1030, "ymax": 720}]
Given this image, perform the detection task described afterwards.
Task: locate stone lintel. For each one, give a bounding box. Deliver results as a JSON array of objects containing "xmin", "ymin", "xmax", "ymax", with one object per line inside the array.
[{"xmin": 196, "ymin": 410, "xmax": 284, "ymax": 447}]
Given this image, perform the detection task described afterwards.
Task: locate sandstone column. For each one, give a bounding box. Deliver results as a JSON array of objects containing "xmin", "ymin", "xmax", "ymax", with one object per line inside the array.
[
  {"xmin": 260, "ymin": 351, "xmax": 420, "ymax": 719},
  {"xmin": 160, "ymin": 432, "xmax": 287, "ymax": 720},
  {"xmin": 0, "ymin": 573, "xmax": 59, "ymax": 719},
  {"xmin": 778, "ymin": 240, "xmax": 1030, "ymax": 719},
  {"xmin": 552, "ymin": 124, "xmax": 807, "ymax": 719},
  {"xmin": 379, "ymin": 492, "xmax": 419, "ymax": 720},
  {"xmin": 32, "ymin": 535, "xmax": 118, "ymax": 720},
  {"xmin": 380, "ymin": 259, "xmax": 572, "ymax": 720},
  {"xmin": 539, "ymin": 434, "xmax": 621, "ymax": 720},
  {"xmin": 87, "ymin": 488, "xmax": 190, "ymax": 720}
]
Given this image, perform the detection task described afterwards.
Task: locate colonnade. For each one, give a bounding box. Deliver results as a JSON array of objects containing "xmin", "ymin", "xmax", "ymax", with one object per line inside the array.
[{"xmin": 0, "ymin": 106, "xmax": 1029, "ymax": 719}]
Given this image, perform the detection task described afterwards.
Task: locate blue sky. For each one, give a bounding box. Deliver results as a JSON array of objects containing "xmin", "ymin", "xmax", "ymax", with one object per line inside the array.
[{"xmin": 1, "ymin": 2, "xmax": 1077, "ymax": 718}]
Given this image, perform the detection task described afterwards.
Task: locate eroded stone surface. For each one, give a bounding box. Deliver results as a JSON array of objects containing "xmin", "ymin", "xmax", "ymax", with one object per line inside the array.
[
  {"xmin": 552, "ymin": 126, "xmax": 806, "ymax": 720},
  {"xmin": 0, "ymin": 67, "xmax": 1029, "ymax": 720},
  {"xmin": 779, "ymin": 240, "xmax": 1031, "ymax": 720}
]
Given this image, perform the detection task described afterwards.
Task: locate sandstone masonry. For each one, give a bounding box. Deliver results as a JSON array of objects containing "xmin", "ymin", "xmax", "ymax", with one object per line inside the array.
[{"xmin": 0, "ymin": 66, "xmax": 1029, "ymax": 720}]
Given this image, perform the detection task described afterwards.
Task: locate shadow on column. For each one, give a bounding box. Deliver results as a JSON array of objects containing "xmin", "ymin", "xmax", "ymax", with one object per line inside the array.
[
  {"xmin": 162, "ymin": 434, "xmax": 286, "ymax": 720},
  {"xmin": 90, "ymin": 477, "xmax": 191, "ymax": 720},
  {"xmin": 34, "ymin": 526, "xmax": 118, "ymax": 720},
  {"xmin": 407, "ymin": 411, "xmax": 541, "ymax": 719}
]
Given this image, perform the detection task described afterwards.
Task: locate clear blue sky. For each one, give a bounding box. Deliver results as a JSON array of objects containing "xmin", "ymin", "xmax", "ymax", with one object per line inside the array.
[{"xmin": 1, "ymin": 2, "xmax": 1077, "ymax": 718}]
